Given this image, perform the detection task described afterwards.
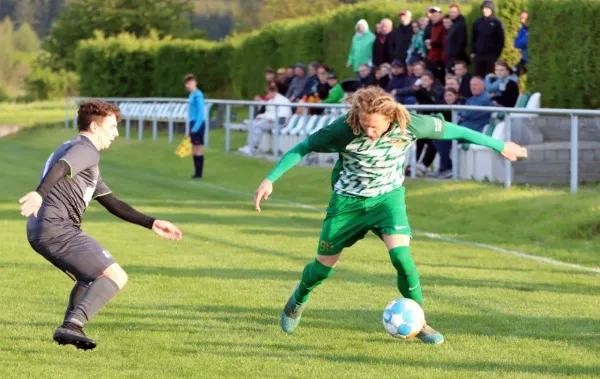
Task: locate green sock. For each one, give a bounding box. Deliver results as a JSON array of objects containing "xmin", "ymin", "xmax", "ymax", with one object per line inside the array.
[
  {"xmin": 294, "ymin": 259, "xmax": 335, "ymax": 304},
  {"xmin": 389, "ymin": 246, "xmax": 423, "ymax": 308}
]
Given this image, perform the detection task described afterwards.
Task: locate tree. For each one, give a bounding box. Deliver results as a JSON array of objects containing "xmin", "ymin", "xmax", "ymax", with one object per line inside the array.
[
  {"xmin": 45, "ymin": 0, "xmax": 193, "ymax": 70},
  {"xmin": 259, "ymin": 0, "xmax": 340, "ymax": 26},
  {"xmin": 14, "ymin": 22, "xmax": 39, "ymax": 52},
  {"xmin": 13, "ymin": 0, "xmax": 36, "ymax": 28}
]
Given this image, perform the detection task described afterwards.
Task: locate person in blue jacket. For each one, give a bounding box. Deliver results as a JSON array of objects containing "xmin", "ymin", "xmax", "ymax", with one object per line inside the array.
[
  {"xmin": 185, "ymin": 74, "xmax": 206, "ymax": 179},
  {"xmin": 513, "ymin": 11, "xmax": 528, "ymax": 76},
  {"xmin": 458, "ymin": 77, "xmax": 493, "ymax": 133}
]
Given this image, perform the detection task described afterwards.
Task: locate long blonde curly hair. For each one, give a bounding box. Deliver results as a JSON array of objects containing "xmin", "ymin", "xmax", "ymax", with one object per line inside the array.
[{"xmin": 346, "ymin": 86, "xmax": 411, "ymax": 135}]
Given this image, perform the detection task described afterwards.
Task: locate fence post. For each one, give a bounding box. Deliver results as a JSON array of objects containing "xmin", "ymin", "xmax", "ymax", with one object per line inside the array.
[
  {"xmin": 204, "ymin": 103, "xmax": 212, "ymax": 148},
  {"xmin": 248, "ymin": 104, "xmax": 255, "ymax": 152},
  {"xmin": 504, "ymin": 114, "xmax": 512, "ymax": 189},
  {"xmin": 65, "ymin": 98, "xmax": 69, "ymax": 128},
  {"xmin": 451, "ymin": 110, "xmax": 459, "ymax": 180},
  {"xmin": 570, "ymin": 115, "xmax": 579, "ymax": 194},
  {"xmin": 72, "ymin": 100, "xmax": 77, "ymax": 129},
  {"xmin": 225, "ymin": 104, "xmax": 231, "ymax": 153},
  {"xmin": 138, "ymin": 117, "xmax": 144, "ymax": 141},
  {"xmin": 125, "ymin": 117, "xmax": 131, "ymax": 140},
  {"xmin": 168, "ymin": 118, "xmax": 174, "ymax": 143},
  {"xmin": 273, "ymin": 105, "xmax": 280, "ymax": 158}
]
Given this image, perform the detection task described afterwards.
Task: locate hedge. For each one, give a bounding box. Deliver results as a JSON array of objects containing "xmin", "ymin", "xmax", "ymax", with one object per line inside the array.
[{"xmin": 528, "ymin": 0, "xmax": 600, "ymax": 109}]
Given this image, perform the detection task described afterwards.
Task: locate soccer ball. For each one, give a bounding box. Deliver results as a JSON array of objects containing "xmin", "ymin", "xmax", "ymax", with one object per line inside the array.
[{"xmin": 382, "ymin": 298, "xmax": 425, "ymax": 339}]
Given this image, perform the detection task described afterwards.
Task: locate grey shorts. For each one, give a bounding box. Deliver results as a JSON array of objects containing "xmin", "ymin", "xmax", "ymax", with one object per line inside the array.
[{"xmin": 28, "ymin": 230, "xmax": 116, "ymax": 282}]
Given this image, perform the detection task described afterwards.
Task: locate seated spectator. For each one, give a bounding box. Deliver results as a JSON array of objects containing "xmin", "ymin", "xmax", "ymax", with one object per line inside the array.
[
  {"xmin": 358, "ymin": 64, "xmax": 376, "ymax": 87},
  {"xmin": 301, "ymin": 62, "xmax": 321, "ymax": 99},
  {"xmin": 454, "ymin": 60, "xmax": 472, "ymax": 98},
  {"xmin": 444, "ymin": 75, "xmax": 467, "ymax": 103},
  {"xmin": 376, "ymin": 63, "xmax": 392, "ymax": 90},
  {"xmin": 285, "ymin": 63, "xmax": 310, "ymax": 102},
  {"xmin": 415, "ymin": 70, "xmax": 444, "ymax": 108},
  {"xmin": 239, "ymin": 82, "xmax": 292, "ymax": 155},
  {"xmin": 285, "ymin": 66, "xmax": 295, "ymax": 87},
  {"xmin": 407, "ymin": 20, "xmax": 427, "ymax": 64},
  {"xmin": 394, "ymin": 61, "xmax": 423, "ymax": 104},
  {"xmin": 458, "ymin": 77, "xmax": 493, "ymax": 133},
  {"xmin": 387, "ymin": 60, "xmax": 412, "ymax": 104},
  {"xmin": 431, "ymin": 88, "xmax": 466, "ymax": 179},
  {"xmin": 322, "ymin": 73, "xmax": 344, "ymax": 104},
  {"xmin": 309, "ymin": 65, "xmax": 331, "ymax": 115},
  {"xmin": 485, "ymin": 60, "xmax": 519, "ymax": 107},
  {"xmin": 276, "ymin": 68, "xmax": 289, "ymax": 95}
]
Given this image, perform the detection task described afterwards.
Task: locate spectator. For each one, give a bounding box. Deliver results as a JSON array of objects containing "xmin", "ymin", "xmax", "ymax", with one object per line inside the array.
[
  {"xmin": 393, "ymin": 10, "xmax": 414, "ymax": 63},
  {"xmin": 513, "ymin": 11, "xmax": 528, "ymax": 76},
  {"xmin": 448, "ymin": 4, "xmax": 469, "ymax": 69},
  {"xmin": 238, "ymin": 81, "xmax": 292, "ymax": 156},
  {"xmin": 485, "ymin": 60, "xmax": 519, "ymax": 107},
  {"xmin": 442, "ymin": 15, "xmax": 453, "ymax": 67},
  {"xmin": 394, "ymin": 61, "xmax": 419, "ymax": 105},
  {"xmin": 301, "ymin": 62, "xmax": 320, "ymax": 99},
  {"xmin": 285, "ymin": 66, "xmax": 295, "ymax": 87},
  {"xmin": 376, "ymin": 63, "xmax": 392, "ymax": 90},
  {"xmin": 311, "ymin": 65, "xmax": 332, "ymax": 115},
  {"xmin": 372, "ymin": 18, "xmax": 395, "ymax": 67},
  {"xmin": 413, "ymin": 70, "xmax": 442, "ymax": 175},
  {"xmin": 444, "ymin": 75, "xmax": 467, "ymax": 103},
  {"xmin": 431, "ymin": 87, "xmax": 466, "ymax": 179},
  {"xmin": 458, "ymin": 77, "xmax": 493, "ymax": 133},
  {"xmin": 471, "ymin": 0, "xmax": 505, "ymax": 77},
  {"xmin": 275, "ymin": 68, "xmax": 289, "ymax": 95},
  {"xmin": 407, "ymin": 20, "xmax": 427, "ymax": 64},
  {"xmin": 425, "ymin": 7, "xmax": 446, "ymax": 85},
  {"xmin": 387, "ymin": 60, "xmax": 410, "ymax": 100},
  {"xmin": 358, "ymin": 64, "xmax": 376, "ymax": 88},
  {"xmin": 285, "ymin": 63, "xmax": 310, "ymax": 102},
  {"xmin": 346, "ymin": 19, "xmax": 376, "ymax": 77},
  {"xmin": 322, "ymin": 73, "xmax": 344, "ymax": 104},
  {"xmin": 423, "ymin": 7, "xmax": 438, "ymax": 45},
  {"xmin": 375, "ymin": 23, "xmax": 382, "ymax": 35},
  {"xmin": 454, "ymin": 60, "xmax": 472, "ymax": 98}
]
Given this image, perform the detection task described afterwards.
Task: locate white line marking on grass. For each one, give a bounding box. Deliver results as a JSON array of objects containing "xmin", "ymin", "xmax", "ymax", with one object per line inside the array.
[{"xmin": 194, "ymin": 181, "xmax": 600, "ymax": 275}]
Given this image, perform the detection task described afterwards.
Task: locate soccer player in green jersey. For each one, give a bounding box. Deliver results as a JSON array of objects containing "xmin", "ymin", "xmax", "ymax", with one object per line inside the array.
[{"xmin": 253, "ymin": 87, "xmax": 527, "ymax": 344}]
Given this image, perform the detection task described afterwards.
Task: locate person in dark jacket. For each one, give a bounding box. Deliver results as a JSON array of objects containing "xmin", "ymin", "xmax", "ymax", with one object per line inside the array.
[
  {"xmin": 425, "ymin": 8, "xmax": 446, "ymax": 85},
  {"xmin": 311, "ymin": 65, "xmax": 332, "ymax": 115},
  {"xmin": 454, "ymin": 60, "xmax": 473, "ymax": 98},
  {"xmin": 376, "ymin": 63, "xmax": 392, "ymax": 90},
  {"xmin": 414, "ymin": 70, "xmax": 443, "ymax": 174},
  {"xmin": 301, "ymin": 62, "xmax": 320, "ymax": 99},
  {"xmin": 431, "ymin": 87, "xmax": 467, "ymax": 179},
  {"xmin": 386, "ymin": 60, "xmax": 412, "ymax": 102},
  {"xmin": 485, "ymin": 60, "xmax": 519, "ymax": 108},
  {"xmin": 358, "ymin": 64, "xmax": 377, "ymax": 88},
  {"xmin": 471, "ymin": 0, "xmax": 505, "ymax": 77},
  {"xmin": 448, "ymin": 4, "xmax": 469, "ymax": 68},
  {"xmin": 372, "ymin": 18, "xmax": 395, "ymax": 67},
  {"xmin": 392, "ymin": 10, "xmax": 414, "ymax": 63}
]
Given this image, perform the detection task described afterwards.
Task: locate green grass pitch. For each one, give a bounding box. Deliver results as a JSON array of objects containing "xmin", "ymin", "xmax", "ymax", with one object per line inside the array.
[{"xmin": 1, "ymin": 124, "xmax": 599, "ymax": 379}]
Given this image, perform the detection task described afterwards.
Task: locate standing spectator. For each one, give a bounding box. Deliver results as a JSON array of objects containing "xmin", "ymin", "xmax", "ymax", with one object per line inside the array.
[
  {"xmin": 322, "ymin": 73, "xmax": 344, "ymax": 104},
  {"xmin": 431, "ymin": 87, "xmax": 466, "ymax": 179},
  {"xmin": 346, "ymin": 19, "xmax": 376, "ymax": 77},
  {"xmin": 239, "ymin": 82, "xmax": 292, "ymax": 156},
  {"xmin": 458, "ymin": 77, "xmax": 493, "ymax": 133},
  {"xmin": 471, "ymin": 1, "xmax": 505, "ymax": 77},
  {"xmin": 454, "ymin": 60, "xmax": 472, "ymax": 98},
  {"xmin": 358, "ymin": 64, "xmax": 376, "ymax": 88},
  {"xmin": 423, "ymin": 6, "xmax": 439, "ymax": 45},
  {"xmin": 184, "ymin": 74, "xmax": 206, "ymax": 179},
  {"xmin": 425, "ymin": 8, "xmax": 446, "ymax": 85},
  {"xmin": 513, "ymin": 11, "xmax": 528, "ymax": 76},
  {"xmin": 448, "ymin": 4, "xmax": 469, "ymax": 68},
  {"xmin": 285, "ymin": 66, "xmax": 295, "ymax": 87},
  {"xmin": 442, "ymin": 15, "xmax": 453, "ymax": 68},
  {"xmin": 285, "ymin": 63, "xmax": 310, "ymax": 102},
  {"xmin": 485, "ymin": 60, "xmax": 519, "ymax": 108},
  {"xmin": 372, "ymin": 18, "xmax": 395, "ymax": 67},
  {"xmin": 407, "ymin": 20, "xmax": 427, "ymax": 64},
  {"xmin": 393, "ymin": 10, "xmax": 414, "ymax": 64},
  {"xmin": 376, "ymin": 63, "xmax": 392, "ymax": 90}
]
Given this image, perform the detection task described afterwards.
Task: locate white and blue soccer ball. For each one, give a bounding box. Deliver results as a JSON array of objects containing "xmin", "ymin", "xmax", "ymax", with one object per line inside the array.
[{"xmin": 382, "ymin": 298, "xmax": 425, "ymax": 339}]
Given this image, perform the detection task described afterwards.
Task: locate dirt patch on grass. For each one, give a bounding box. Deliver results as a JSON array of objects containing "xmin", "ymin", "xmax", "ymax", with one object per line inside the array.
[{"xmin": 0, "ymin": 125, "xmax": 23, "ymax": 138}]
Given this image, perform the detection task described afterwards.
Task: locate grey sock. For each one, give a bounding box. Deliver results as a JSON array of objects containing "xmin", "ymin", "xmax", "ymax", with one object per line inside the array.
[
  {"xmin": 64, "ymin": 281, "xmax": 90, "ymax": 321},
  {"xmin": 68, "ymin": 277, "xmax": 120, "ymax": 327}
]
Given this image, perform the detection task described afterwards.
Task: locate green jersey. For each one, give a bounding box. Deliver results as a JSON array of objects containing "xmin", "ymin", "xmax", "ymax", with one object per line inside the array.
[
  {"xmin": 265, "ymin": 113, "xmax": 504, "ymax": 197},
  {"xmin": 304, "ymin": 113, "xmax": 444, "ymax": 197}
]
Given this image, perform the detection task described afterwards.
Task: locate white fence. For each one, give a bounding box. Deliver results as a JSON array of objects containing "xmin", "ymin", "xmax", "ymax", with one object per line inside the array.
[{"xmin": 65, "ymin": 97, "xmax": 600, "ymax": 194}]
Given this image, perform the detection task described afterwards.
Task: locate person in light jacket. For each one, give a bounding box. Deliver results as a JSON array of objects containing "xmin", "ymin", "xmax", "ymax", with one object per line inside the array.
[{"xmin": 346, "ymin": 19, "xmax": 376, "ymax": 76}]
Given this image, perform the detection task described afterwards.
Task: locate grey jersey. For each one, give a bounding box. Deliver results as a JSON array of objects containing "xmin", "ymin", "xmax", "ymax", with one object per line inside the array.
[{"xmin": 27, "ymin": 135, "xmax": 111, "ymax": 237}]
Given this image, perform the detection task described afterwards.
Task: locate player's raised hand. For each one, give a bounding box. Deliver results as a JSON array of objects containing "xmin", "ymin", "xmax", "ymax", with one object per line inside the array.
[
  {"xmin": 502, "ymin": 142, "xmax": 528, "ymax": 162},
  {"xmin": 152, "ymin": 220, "xmax": 182, "ymax": 241},
  {"xmin": 254, "ymin": 179, "xmax": 273, "ymax": 213},
  {"xmin": 19, "ymin": 191, "xmax": 43, "ymax": 218}
]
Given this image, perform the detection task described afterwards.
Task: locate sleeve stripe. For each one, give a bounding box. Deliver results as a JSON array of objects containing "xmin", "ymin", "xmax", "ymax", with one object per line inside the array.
[{"xmin": 93, "ymin": 191, "xmax": 113, "ymax": 200}]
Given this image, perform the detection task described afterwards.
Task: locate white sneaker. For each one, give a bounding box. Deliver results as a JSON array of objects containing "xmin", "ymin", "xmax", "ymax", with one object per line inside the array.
[{"xmin": 416, "ymin": 163, "xmax": 428, "ymax": 176}]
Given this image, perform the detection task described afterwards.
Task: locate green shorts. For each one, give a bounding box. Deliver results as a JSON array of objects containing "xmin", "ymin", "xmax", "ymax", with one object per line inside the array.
[{"xmin": 317, "ymin": 187, "xmax": 411, "ymax": 255}]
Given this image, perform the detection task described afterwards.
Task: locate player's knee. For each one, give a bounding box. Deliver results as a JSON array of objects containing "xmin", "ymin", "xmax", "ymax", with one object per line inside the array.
[
  {"xmin": 316, "ymin": 253, "xmax": 340, "ymax": 268},
  {"xmin": 101, "ymin": 263, "xmax": 128, "ymax": 290}
]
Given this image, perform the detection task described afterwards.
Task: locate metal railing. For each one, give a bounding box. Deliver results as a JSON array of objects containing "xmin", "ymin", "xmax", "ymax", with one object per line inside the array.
[{"xmin": 66, "ymin": 97, "xmax": 600, "ymax": 194}]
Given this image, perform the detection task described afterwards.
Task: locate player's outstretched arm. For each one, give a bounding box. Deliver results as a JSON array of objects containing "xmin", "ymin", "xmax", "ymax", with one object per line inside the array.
[
  {"xmin": 96, "ymin": 194, "xmax": 182, "ymax": 241},
  {"xmin": 440, "ymin": 122, "xmax": 528, "ymax": 161},
  {"xmin": 19, "ymin": 160, "xmax": 70, "ymax": 217}
]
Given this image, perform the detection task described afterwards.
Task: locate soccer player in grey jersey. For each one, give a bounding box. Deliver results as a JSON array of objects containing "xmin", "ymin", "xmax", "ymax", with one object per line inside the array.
[{"xmin": 19, "ymin": 100, "xmax": 183, "ymax": 350}]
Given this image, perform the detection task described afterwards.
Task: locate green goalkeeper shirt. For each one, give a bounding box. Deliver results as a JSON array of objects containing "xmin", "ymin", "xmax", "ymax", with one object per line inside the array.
[{"xmin": 266, "ymin": 113, "xmax": 505, "ymax": 198}]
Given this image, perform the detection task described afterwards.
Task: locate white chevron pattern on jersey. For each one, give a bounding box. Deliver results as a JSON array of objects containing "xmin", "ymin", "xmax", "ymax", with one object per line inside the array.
[{"xmin": 334, "ymin": 127, "xmax": 417, "ymax": 197}]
